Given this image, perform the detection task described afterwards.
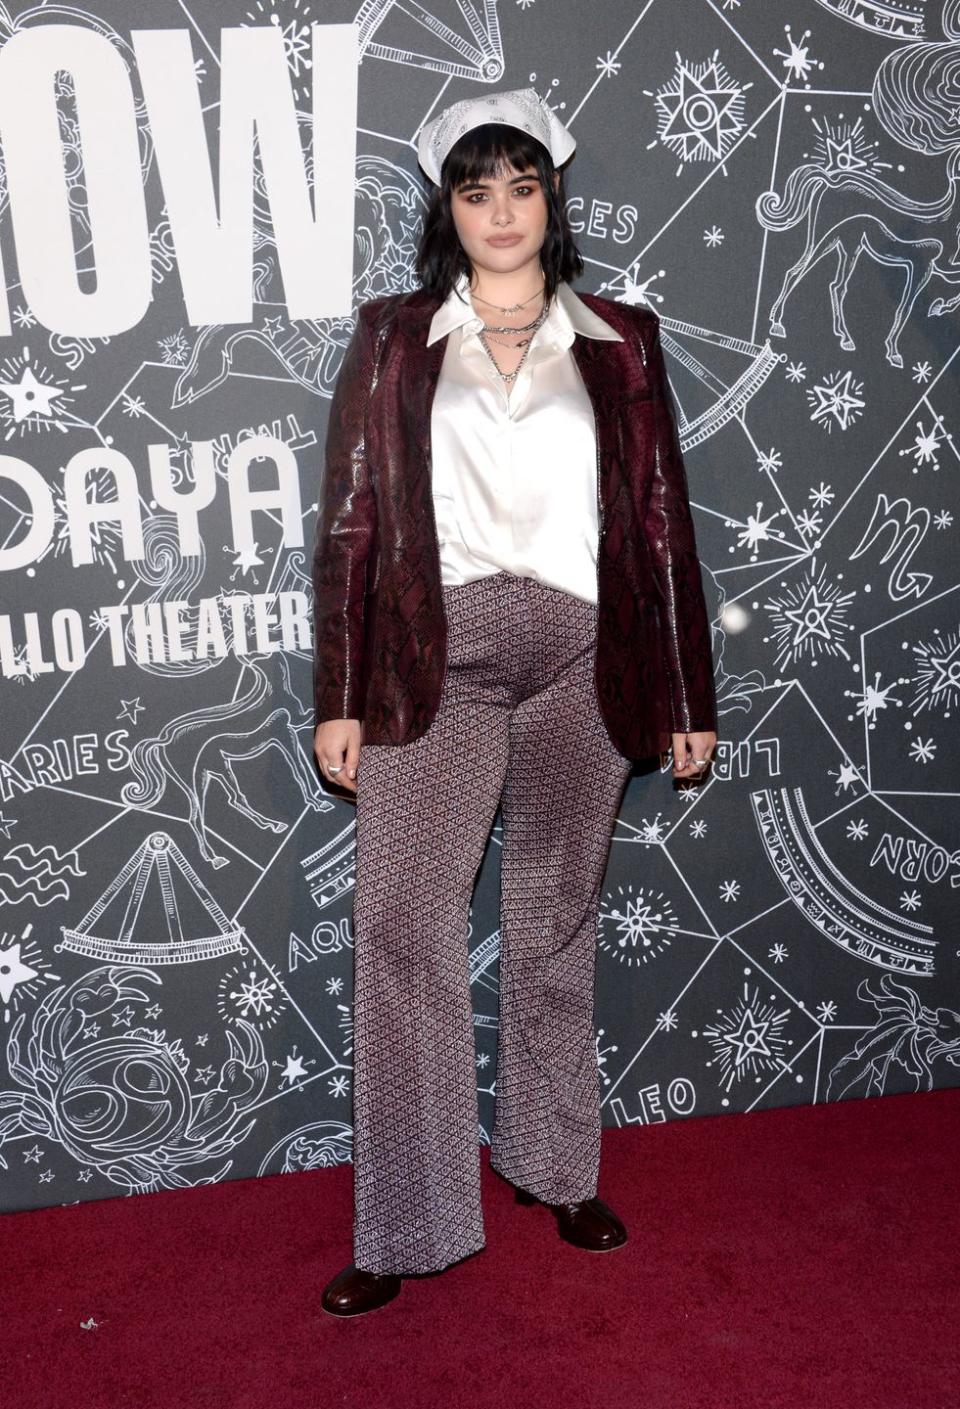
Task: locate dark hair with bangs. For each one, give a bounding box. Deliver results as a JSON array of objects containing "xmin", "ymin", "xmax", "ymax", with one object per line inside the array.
[{"xmin": 415, "ymin": 122, "xmax": 584, "ymax": 305}]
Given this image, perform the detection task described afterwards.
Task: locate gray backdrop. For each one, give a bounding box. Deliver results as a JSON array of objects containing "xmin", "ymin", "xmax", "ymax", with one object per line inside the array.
[{"xmin": 1, "ymin": 0, "xmax": 958, "ymax": 1215}]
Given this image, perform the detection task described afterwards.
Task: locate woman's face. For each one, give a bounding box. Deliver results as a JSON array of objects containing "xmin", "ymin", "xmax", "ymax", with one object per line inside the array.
[{"xmin": 450, "ymin": 161, "xmax": 560, "ymax": 280}]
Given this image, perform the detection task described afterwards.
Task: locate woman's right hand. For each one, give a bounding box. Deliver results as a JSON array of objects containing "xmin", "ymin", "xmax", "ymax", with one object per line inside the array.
[{"xmin": 314, "ymin": 719, "xmax": 362, "ymax": 794}]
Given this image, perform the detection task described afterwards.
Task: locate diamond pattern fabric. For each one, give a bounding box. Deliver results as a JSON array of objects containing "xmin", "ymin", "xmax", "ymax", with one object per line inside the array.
[{"xmin": 351, "ymin": 570, "xmax": 633, "ymax": 1274}]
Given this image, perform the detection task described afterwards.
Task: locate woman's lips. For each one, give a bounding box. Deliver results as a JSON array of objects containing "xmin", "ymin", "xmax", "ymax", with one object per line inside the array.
[{"xmin": 487, "ymin": 235, "xmax": 523, "ymax": 246}]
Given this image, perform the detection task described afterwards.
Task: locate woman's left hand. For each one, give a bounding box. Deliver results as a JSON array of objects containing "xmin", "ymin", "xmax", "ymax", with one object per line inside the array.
[{"xmin": 671, "ymin": 731, "xmax": 717, "ymax": 782}]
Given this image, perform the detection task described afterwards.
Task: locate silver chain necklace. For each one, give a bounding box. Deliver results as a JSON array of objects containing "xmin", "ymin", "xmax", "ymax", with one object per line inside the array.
[
  {"xmin": 471, "ymin": 284, "xmax": 545, "ymax": 314},
  {"xmin": 472, "ymin": 295, "xmax": 550, "ymax": 384}
]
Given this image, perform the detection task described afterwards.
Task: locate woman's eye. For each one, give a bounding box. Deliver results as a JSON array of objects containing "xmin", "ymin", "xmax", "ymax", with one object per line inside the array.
[{"xmin": 465, "ymin": 186, "xmax": 535, "ymax": 203}]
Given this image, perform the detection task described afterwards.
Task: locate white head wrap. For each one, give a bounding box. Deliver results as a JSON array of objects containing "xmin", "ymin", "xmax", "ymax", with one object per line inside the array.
[{"xmin": 416, "ymin": 86, "xmax": 577, "ymax": 186}]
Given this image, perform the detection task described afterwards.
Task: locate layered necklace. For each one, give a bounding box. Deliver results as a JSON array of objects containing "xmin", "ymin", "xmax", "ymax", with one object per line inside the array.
[{"xmin": 470, "ymin": 283, "xmax": 549, "ymax": 384}]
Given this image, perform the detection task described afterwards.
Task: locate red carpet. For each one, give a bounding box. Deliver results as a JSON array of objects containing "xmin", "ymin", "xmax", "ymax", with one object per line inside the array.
[{"xmin": 4, "ymin": 1088, "xmax": 958, "ymax": 1409}]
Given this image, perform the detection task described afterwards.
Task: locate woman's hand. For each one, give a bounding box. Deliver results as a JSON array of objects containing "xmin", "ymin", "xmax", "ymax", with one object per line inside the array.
[
  {"xmin": 314, "ymin": 720, "xmax": 362, "ymax": 795},
  {"xmin": 671, "ymin": 730, "xmax": 717, "ymax": 782}
]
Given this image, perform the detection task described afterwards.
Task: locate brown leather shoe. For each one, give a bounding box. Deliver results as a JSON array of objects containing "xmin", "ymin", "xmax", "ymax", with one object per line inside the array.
[
  {"xmin": 320, "ymin": 1263, "xmax": 402, "ymax": 1317},
  {"xmin": 504, "ymin": 1172, "xmax": 628, "ymax": 1252},
  {"xmin": 551, "ymin": 1196, "xmax": 628, "ymax": 1251}
]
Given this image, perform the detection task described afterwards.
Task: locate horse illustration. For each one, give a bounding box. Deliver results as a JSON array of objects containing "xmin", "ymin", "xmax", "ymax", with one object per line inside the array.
[
  {"xmin": 758, "ymin": 7, "xmax": 960, "ymax": 366},
  {"xmin": 120, "ymin": 652, "xmax": 325, "ymax": 869},
  {"xmin": 756, "ymin": 147, "xmax": 960, "ymax": 367}
]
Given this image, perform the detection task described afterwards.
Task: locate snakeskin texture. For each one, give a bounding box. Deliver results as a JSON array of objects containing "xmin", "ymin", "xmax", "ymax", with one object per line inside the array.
[
  {"xmin": 351, "ymin": 572, "xmax": 634, "ymax": 1275},
  {"xmin": 312, "ymin": 287, "xmax": 718, "ymax": 761}
]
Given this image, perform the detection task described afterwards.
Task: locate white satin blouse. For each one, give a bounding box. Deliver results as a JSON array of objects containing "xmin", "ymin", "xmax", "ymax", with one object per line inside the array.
[{"xmin": 426, "ymin": 270, "xmax": 624, "ymax": 606}]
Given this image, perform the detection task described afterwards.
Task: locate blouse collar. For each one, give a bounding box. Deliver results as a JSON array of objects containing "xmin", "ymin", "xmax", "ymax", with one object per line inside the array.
[{"xmin": 426, "ymin": 269, "xmax": 624, "ymax": 348}]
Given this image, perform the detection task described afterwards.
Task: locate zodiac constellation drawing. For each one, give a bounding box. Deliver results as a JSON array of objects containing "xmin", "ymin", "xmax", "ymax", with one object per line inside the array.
[{"xmin": 0, "ymin": 0, "xmax": 956, "ymax": 1212}]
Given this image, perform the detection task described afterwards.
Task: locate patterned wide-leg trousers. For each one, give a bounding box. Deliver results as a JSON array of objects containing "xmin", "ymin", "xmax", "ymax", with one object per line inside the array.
[{"xmin": 351, "ymin": 570, "xmax": 634, "ymax": 1275}]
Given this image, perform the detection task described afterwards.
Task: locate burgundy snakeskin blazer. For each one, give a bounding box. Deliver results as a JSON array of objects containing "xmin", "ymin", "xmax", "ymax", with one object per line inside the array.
[{"xmin": 311, "ymin": 286, "xmax": 717, "ymax": 762}]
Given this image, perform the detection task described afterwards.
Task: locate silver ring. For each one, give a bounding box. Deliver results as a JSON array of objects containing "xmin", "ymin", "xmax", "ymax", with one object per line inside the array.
[
  {"xmin": 328, "ymin": 765, "xmax": 342, "ymax": 774},
  {"xmin": 693, "ymin": 758, "xmax": 709, "ymax": 767}
]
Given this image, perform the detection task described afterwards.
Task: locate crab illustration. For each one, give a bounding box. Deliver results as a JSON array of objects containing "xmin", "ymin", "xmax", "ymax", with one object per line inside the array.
[{"xmin": 0, "ymin": 965, "xmax": 268, "ymax": 1193}]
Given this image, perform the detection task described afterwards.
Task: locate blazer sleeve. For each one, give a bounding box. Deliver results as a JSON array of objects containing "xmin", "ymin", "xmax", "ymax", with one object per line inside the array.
[
  {"xmin": 640, "ymin": 312, "xmax": 718, "ymax": 736},
  {"xmin": 312, "ymin": 306, "xmax": 378, "ymax": 726}
]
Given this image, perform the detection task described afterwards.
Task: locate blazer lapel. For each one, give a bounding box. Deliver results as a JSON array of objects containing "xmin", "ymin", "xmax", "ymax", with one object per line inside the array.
[{"xmin": 570, "ymin": 335, "xmax": 617, "ymax": 522}]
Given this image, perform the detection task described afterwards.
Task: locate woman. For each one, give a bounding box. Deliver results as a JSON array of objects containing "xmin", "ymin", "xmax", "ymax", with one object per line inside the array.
[{"xmin": 313, "ymin": 87, "xmax": 718, "ymax": 1317}]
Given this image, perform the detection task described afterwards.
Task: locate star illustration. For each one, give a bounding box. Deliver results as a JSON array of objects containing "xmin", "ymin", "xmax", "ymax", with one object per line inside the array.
[
  {"xmin": 726, "ymin": 1009, "xmax": 773, "ymax": 1066},
  {"xmin": 0, "ymin": 942, "xmax": 39, "ymax": 1004},
  {"xmin": 653, "ymin": 53, "xmax": 750, "ymax": 170},
  {"xmin": 0, "ymin": 365, "xmax": 63, "ymax": 422},
  {"xmin": 0, "ymin": 812, "xmax": 17, "ymax": 839},
  {"xmin": 811, "ymin": 118, "xmax": 883, "ymax": 178},
  {"xmin": 825, "ymin": 136, "xmax": 868, "ymax": 173},
  {"xmin": 764, "ymin": 559, "xmax": 856, "ymax": 668},
  {"xmin": 233, "ymin": 542, "xmax": 265, "ymax": 574},
  {"xmin": 807, "ymin": 370, "xmax": 865, "ymax": 432},
  {"xmin": 281, "ymin": 1052, "xmax": 309, "ymax": 1085},
  {"xmin": 927, "ymin": 639, "xmax": 960, "ymax": 699},
  {"xmin": 835, "ymin": 760, "xmax": 861, "ymax": 791},
  {"xmin": 782, "ymin": 584, "xmax": 836, "ymax": 645},
  {"xmin": 117, "ymin": 697, "xmax": 145, "ymax": 725}
]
